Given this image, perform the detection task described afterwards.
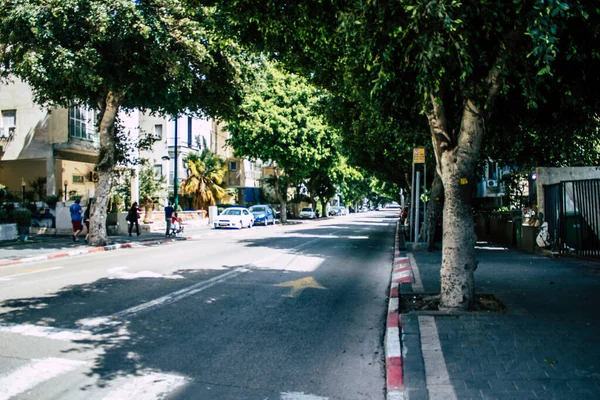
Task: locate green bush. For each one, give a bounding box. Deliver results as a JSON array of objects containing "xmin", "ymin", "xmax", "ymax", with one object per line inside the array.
[
  {"xmin": 46, "ymin": 195, "xmax": 59, "ymax": 209},
  {"xmin": 0, "ymin": 208, "xmax": 9, "ymax": 223},
  {"xmin": 25, "ymin": 202, "xmax": 37, "ymax": 215},
  {"xmin": 12, "ymin": 208, "xmax": 32, "ymax": 228}
]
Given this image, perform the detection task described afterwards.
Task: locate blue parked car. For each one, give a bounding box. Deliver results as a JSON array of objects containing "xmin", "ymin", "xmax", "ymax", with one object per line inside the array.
[{"xmin": 249, "ymin": 205, "xmax": 276, "ymax": 226}]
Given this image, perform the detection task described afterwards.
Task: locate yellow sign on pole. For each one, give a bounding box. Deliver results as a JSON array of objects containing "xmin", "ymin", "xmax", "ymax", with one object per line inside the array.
[{"xmin": 413, "ymin": 148, "xmax": 425, "ymax": 164}]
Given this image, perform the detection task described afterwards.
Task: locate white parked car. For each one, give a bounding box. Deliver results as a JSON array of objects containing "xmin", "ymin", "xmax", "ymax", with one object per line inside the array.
[
  {"xmin": 214, "ymin": 207, "xmax": 254, "ymax": 229},
  {"xmin": 299, "ymin": 207, "xmax": 316, "ymax": 219}
]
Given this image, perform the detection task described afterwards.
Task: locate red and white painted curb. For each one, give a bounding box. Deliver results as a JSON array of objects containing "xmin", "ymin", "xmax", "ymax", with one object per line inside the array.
[
  {"xmin": 0, "ymin": 236, "xmax": 190, "ymax": 268},
  {"xmin": 386, "ymin": 220, "xmax": 413, "ymax": 400}
]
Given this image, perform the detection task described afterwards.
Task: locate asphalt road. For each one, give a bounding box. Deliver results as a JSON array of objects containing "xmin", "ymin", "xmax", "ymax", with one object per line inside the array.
[{"xmin": 0, "ymin": 210, "xmax": 398, "ymax": 400}]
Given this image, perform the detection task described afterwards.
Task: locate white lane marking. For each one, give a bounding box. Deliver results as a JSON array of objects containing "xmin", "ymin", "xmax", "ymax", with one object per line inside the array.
[
  {"xmin": 418, "ymin": 316, "xmax": 456, "ymax": 400},
  {"xmin": 281, "ymin": 392, "xmax": 329, "ymax": 400},
  {"xmin": 0, "ymin": 266, "xmax": 63, "ymax": 281},
  {"xmin": 407, "ymin": 253, "xmax": 424, "ymax": 292},
  {"xmin": 107, "ymin": 267, "xmax": 184, "ymax": 280},
  {"xmin": 0, "ymin": 357, "xmax": 86, "ymax": 400},
  {"xmin": 100, "ymin": 370, "xmax": 188, "ymax": 400},
  {"xmin": 104, "ymin": 230, "xmax": 342, "ymax": 322},
  {"xmin": 109, "ymin": 267, "xmax": 249, "ymax": 321},
  {"xmin": 0, "ymin": 323, "xmax": 92, "ymax": 341}
]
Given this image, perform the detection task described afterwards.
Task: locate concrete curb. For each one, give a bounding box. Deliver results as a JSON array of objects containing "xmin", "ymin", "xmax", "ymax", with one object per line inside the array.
[
  {"xmin": 386, "ymin": 220, "xmax": 414, "ymax": 400},
  {"xmin": 0, "ymin": 236, "xmax": 191, "ymax": 268}
]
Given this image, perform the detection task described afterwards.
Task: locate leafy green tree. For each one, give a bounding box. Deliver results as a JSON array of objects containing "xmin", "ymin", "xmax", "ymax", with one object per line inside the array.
[
  {"xmin": 225, "ymin": 62, "xmax": 336, "ymax": 222},
  {"xmin": 139, "ymin": 159, "xmax": 166, "ymax": 203},
  {"xmin": 0, "ymin": 0, "xmax": 245, "ymax": 245},
  {"xmin": 215, "ymin": 0, "xmax": 600, "ymax": 310},
  {"xmin": 181, "ymin": 150, "xmax": 227, "ymax": 210},
  {"xmin": 307, "ymin": 165, "xmax": 337, "ymax": 218}
]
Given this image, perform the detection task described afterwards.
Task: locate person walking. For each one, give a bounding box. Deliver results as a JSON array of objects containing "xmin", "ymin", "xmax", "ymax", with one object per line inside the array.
[
  {"xmin": 69, "ymin": 197, "xmax": 83, "ymax": 242},
  {"xmin": 83, "ymin": 199, "xmax": 93, "ymax": 243},
  {"xmin": 164, "ymin": 201, "xmax": 175, "ymax": 237},
  {"xmin": 127, "ymin": 202, "xmax": 141, "ymax": 236}
]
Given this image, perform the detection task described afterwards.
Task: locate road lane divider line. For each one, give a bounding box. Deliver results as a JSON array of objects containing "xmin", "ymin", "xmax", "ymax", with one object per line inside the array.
[
  {"xmin": 107, "ymin": 267, "xmax": 250, "ymax": 322},
  {"xmin": 0, "ymin": 266, "xmax": 63, "ymax": 281},
  {"xmin": 0, "ymin": 357, "xmax": 86, "ymax": 400}
]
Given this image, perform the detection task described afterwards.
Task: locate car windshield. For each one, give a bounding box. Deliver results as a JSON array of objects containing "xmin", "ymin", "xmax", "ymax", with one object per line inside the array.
[
  {"xmin": 302, "ymin": 208, "xmax": 313, "ymax": 212},
  {"xmin": 223, "ymin": 209, "xmax": 241, "ymax": 216},
  {"xmin": 250, "ymin": 207, "xmax": 265, "ymax": 212}
]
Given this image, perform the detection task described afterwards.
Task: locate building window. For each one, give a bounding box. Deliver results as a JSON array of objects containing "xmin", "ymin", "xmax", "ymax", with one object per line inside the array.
[
  {"xmin": 72, "ymin": 175, "xmax": 85, "ymax": 184},
  {"xmin": 229, "ymin": 161, "xmax": 237, "ymax": 172},
  {"xmin": 154, "ymin": 165, "xmax": 163, "ymax": 180},
  {"xmin": 69, "ymin": 105, "xmax": 98, "ymax": 142},
  {"xmin": 154, "ymin": 124, "xmax": 163, "ymax": 140},
  {"xmin": 1, "ymin": 109, "xmax": 16, "ymax": 137}
]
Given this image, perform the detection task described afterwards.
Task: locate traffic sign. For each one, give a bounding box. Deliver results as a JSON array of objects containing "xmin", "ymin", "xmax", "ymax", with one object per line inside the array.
[{"xmin": 413, "ymin": 148, "xmax": 425, "ymax": 163}]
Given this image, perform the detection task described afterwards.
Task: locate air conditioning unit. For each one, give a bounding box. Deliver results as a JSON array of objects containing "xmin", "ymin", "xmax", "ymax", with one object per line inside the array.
[
  {"xmin": 487, "ymin": 180, "xmax": 498, "ymax": 187},
  {"xmin": 89, "ymin": 171, "xmax": 99, "ymax": 182}
]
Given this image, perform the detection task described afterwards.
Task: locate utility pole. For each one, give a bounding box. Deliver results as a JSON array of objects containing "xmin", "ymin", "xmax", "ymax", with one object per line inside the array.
[{"xmin": 174, "ymin": 117, "xmax": 179, "ymax": 209}]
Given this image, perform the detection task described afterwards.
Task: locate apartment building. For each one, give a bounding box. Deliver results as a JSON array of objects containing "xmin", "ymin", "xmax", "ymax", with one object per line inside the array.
[
  {"xmin": 0, "ymin": 77, "xmax": 213, "ymax": 204},
  {"xmin": 210, "ymin": 121, "xmax": 263, "ymax": 204}
]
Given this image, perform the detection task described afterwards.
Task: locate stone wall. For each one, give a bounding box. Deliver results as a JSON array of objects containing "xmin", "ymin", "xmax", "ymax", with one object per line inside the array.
[{"xmin": 0, "ymin": 224, "xmax": 17, "ymax": 241}]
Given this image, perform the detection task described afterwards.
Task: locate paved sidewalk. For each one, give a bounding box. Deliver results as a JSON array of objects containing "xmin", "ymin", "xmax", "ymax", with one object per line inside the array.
[{"xmin": 398, "ymin": 243, "xmax": 600, "ymax": 400}]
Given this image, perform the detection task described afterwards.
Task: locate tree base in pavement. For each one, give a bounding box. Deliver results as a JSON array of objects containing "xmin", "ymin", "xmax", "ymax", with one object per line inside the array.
[{"xmin": 400, "ymin": 293, "xmax": 507, "ymax": 313}]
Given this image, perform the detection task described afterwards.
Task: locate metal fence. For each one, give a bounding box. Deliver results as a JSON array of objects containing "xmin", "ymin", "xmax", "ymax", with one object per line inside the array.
[{"xmin": 544, "ymin": 179, "xmax": 600, "ymax": 260}]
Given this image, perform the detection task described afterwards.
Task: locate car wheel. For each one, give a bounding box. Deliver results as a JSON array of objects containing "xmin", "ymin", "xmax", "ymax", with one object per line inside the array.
[{"xmin": 238, "ymin": 221, "xmax": 243, "ymax": 229}]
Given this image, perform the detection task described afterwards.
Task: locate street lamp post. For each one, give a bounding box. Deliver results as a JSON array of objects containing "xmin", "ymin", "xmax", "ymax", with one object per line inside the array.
[
  {"xmin": 21, "ymin": 178, "xmax": 25, "ymax": 204},
  {"xmin": 161, "ymin": 155, "xmax": 170, "ymax": 206},
  {"xmin": 63, "ymin": 180, "xmax": 68, "ymax": 202},
  {"xmin": 173, "ymin": 117, "xmax": 179, "ymax": 209}
]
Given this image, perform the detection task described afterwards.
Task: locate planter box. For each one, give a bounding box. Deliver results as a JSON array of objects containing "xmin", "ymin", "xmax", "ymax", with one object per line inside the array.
[{"xmin": 0, "ymin": 223, "xmax": 18, "ymax": 241}]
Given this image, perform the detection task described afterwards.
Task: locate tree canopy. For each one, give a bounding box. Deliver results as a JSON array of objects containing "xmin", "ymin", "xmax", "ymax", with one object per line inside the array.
[
  {"xmin": 0, "ymin": 0, "xmax": 248, "ymax": 245},
  {"xmin": 225, "ymin": 61, "xmax": 339, "ymax": 221},
  {"xmin": 213, "ymin": 0, "xmax": 600, "ymax": 309}
]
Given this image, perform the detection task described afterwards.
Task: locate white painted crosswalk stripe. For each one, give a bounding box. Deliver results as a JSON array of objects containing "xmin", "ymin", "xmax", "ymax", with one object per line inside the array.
[
  {"xmin": 99, "ymin": 370, "xmax": 188, "ymax": 400},
  {"xmin": 281, "ymin": 393, "xmax": 329, "ymax": 400},
  {"xmin": 0, "ymin": 357, "xmax": 86, "ymax": 400},
  {"xmin": 0, "ymin": 322, "xmax": 93, "ymax": 341}
]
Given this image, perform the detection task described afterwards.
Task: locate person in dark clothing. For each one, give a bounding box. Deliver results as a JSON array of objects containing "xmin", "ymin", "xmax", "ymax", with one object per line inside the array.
[
  {"xmin": 164, "ymin": 202, "xmax": 175, "ymax": 237},
  {"xmin": 127, "ymin": 202, "xmax": 141, "ymax": 236},
  {"xmin": 83, "ymin": 199, "xmax": 93, "ymax": 243}
]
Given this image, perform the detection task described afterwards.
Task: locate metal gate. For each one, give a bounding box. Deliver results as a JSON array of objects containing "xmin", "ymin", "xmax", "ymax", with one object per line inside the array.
[{"xmin": 544, "ymin": 179, "xmax": 600, "ymax": 260}]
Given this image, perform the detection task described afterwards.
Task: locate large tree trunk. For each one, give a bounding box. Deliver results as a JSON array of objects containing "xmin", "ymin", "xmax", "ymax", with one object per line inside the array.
[
  {"xmin": 272, "ymin": 170, "xmax": 288, "ymax": 223},
  {"xmin": 428, "ymin": 97, "xmax": 483, "ymax": 310},
  {"xmin": 88, "ymin": 91, "xmax": 122, "ymax": 246},
  {"xmin": 427, "ymin": 58, "xmax": 502, "ymax": 310},
  {"xmin": 420, "ymin": 172, "xmax": 444, "ymax": 250},
  {"xmin": 320, "ymin": 199, "xmax": 327, "ymax": 218}
]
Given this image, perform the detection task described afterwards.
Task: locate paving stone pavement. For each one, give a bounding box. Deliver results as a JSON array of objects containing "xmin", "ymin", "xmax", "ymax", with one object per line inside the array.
[{"xmin": 401, "ymin": 243, "xmax": 600, "ymax": 400}]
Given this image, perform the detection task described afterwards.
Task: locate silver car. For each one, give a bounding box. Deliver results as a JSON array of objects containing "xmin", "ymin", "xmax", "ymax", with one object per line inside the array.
[{"xmin": 299, "ymin": 207, "xmax": 316, "ymax": 219}]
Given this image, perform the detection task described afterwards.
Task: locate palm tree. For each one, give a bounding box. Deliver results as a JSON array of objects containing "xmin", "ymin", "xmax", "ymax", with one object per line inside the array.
[{"xmin": 181, "ymin": 149, "xmax": 227, "ymax": 210}]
